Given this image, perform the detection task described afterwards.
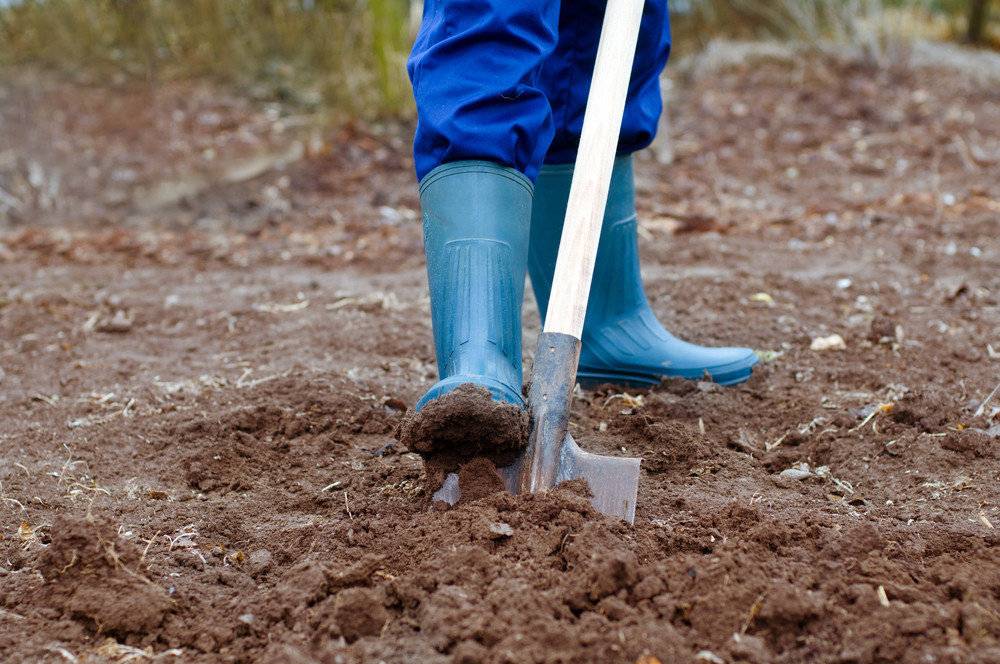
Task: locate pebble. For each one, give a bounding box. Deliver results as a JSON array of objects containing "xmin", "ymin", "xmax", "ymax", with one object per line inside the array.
[
  {"xmin": 730, "ymin": 633, "xmax": 772, "ymax": 660},
  {"xmin": 487, "ymin": 522, "xmax": 513, "ymax": 539},
  {"xmin": 779, "ymin": 463, "xmax": 813, "ymax": 480},
  {"xmin": 369, "ymin": 442, "xmax": 397, "ymax": 457},
  {"xmin": 810, "ymin": 334, "xmax": 846, "ymax": 351},
  {"xmin": 97, "ymin": 310, "xmax": 133, "ymax": 333},
  {"xmin": 248, "ymin": 549, "xmax": 273, "ymax": 575}
]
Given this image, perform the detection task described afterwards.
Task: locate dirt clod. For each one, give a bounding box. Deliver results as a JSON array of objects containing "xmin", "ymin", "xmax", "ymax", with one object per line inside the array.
[
  {"xmin": 34, "ymin": 516, "xmax": 171, "ymax": 638},
  {"xmin": 333, "ymin": 588, "xmax": 388, "ymax": 643},
  {"xmin": 457, "ymin": 456, "xmax": 506, "ymax": 502},
  {"xmin": 396, "ymin": 384, "xmax": 528, "ymax": 454}
]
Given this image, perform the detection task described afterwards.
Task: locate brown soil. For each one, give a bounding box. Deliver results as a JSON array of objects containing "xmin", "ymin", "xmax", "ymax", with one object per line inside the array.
[
  {"xmin": 397, "ymin": 384, "xmax": 529, "ymax": 455},
  {"xmin": 2, "ymin": 51, "xmax": 1000, "ymax": 663},
  {"xmin": 33, "ymin": 515, "xmax": 172, "ymax": 640}
]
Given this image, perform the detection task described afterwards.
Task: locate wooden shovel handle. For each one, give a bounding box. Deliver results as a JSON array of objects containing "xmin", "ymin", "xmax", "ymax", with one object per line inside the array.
[{"xmin": 543, "ymin": 0, "xmax": 646, "ymax": 339}]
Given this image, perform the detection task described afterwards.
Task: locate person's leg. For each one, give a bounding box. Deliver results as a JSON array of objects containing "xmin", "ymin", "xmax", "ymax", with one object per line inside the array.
[
  {"xmin": 530, "ymin": 0, "xmax": 758, "ymax": 387},
  {"xmin": 407, "ymin": 0, "xmax": 559, "ymax": 411},
  {"xmin": 408, "ymin": 0, "xmax": 560, "ymax": 182},
  {"xmin": 539, "ymin": 0, "xmax": 669, "ymax": 166}
]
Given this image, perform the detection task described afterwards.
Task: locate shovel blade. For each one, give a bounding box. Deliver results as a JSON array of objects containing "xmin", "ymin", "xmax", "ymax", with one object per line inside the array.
[
  {"xmin": 500, "ymin": 433, "xmax": 640, "ymax": 522},
  {"xmin": 431, "ymin": 330, "xmax": 642, "ymax": 522},
  {"xmin": 431, "ymin": 435, "xmax": 640, "ymax": 523}
]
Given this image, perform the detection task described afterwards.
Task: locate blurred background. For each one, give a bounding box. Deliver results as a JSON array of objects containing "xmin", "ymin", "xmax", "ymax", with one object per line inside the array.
[
  {"xmin": 0, "ymin": 0, "xmax": 996, "ymax": 122},
  {"xmin": 0, "ymin": 0, "xmax": 997, "ymax": 237}
]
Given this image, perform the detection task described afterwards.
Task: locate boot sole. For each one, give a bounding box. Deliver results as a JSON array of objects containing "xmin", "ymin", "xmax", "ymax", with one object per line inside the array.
[{"xmin": 577, "ymin": 364, "xmax": 755, "ymax": 390}]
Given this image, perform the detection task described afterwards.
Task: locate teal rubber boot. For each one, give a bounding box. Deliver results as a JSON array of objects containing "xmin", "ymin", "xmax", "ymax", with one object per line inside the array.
[
  {"xmin": 528, "ymin": 155, "xmax": 757, "ymax": 387},
  {"xmin": 416, "ymin": 161, "xmax": 532, "ymax": 410}
]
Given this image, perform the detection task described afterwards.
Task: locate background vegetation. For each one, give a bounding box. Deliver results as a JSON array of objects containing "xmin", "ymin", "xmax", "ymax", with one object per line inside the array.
[
  {"xmin": 0, "ymin": 0, "xmax": 414, "ymax": 118},
  {"xmin": 672, "ymin": 0, "xmax": 996, "ymax": 51},
  {"xmin": 0, "ymin": 0, "xmax": 995, "ymax": 119}
]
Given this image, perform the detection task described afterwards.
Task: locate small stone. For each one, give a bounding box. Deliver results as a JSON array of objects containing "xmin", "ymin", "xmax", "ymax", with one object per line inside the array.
[
  {"xmin": 487, "ymin": 522, "xmax": 513, "ymax": 539},
  {"xmin": 97, "ymin": 310, "xmax": 133, "ymax": 333},
  {"xmin": 730, "ymin": 633, "xmax": 771, "ymax": 661},
  {"xmin": 779, "ymin": 463, "xmax": 813, "ymax": 480},
  {"xmin": 248, "ymin": 549, "xmax": 272, "ymax": 575},
  {"xmin": 810, "ymin": 334, "xmax": 846, "ymax": 351},
  {"xmin": 369, "ymin": 442, "xmax": 397, "ymax": 457}
]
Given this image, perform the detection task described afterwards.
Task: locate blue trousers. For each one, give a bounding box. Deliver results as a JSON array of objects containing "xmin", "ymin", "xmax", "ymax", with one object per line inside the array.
[{"xmin": 408, "ymin": 0, "xmax": 671, "ymax": 182}]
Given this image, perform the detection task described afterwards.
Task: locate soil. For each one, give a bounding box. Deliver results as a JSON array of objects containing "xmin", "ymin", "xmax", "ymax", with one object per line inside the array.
[
  {"xmin": 397, "ymin": 384, "xmax": 529, "ymax": 455},
  {"xmin": 2, "ymin": 49, "xmax": 1000, "ymax": 663}
]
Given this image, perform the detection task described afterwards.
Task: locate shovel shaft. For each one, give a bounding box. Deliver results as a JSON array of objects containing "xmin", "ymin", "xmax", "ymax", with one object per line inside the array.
[
  {"xmin": 521, "ymin": 332, "xmax": 581, "ymax": 492},
  {"xmin": 543, "ymin": 0, "xmax": 646, "ymax": 340}
]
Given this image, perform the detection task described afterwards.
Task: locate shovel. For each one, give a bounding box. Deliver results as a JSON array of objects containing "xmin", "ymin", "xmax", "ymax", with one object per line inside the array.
[{"xmin": 434, "ymin": 0, "xmax": 646, "ymax": 522}]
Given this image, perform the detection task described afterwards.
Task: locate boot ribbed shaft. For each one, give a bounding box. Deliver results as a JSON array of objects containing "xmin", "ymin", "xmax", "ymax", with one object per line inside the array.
[
  {"xmin": 439, "ymin": 240, "xmax": 518, "ymax": 377},
  {"xmin": 529, "ymin": 156, "xmax": 643, "ymax": 330},
  {"xmin": 417, "ymin": 161, "xmax": 532, "ymax": 407}
]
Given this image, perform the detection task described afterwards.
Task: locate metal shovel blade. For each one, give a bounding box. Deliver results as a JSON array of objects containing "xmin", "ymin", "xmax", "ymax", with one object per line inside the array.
[
  {"xmin": 431, "ymin": 332, "xmax": 641, "ymax": 523},
  {"xmin": 501, "ymin": 433, "xmax": 640, "ymax": 522},
  {"xmin": 431, "ymin": 437, "xmax": 640, "ymax": 523}
]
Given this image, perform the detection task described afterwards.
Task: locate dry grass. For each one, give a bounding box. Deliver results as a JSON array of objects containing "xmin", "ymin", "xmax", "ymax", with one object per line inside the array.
[
  {"xmin": 0, "ymin": 0, "xmax": 993, "ymax": 119},
  {"xmin": 671, "ymin": 0, "xmax": 998, "ymax": 57},
  {"xmin": 0, "ymin": 0, "xmax": 413, "ymax": 118}
]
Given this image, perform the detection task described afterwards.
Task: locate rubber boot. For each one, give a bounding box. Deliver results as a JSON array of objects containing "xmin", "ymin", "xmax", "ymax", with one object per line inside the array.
[
  {"xmin": 528, "ymin": 155, "xmax": 758, "ymax": 387},
  {"xmin": 416, "ymin": 161, "xmax": 532, "ymax": 410}
]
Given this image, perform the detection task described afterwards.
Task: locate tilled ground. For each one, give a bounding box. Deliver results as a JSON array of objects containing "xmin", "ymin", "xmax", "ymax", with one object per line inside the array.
[{"xmin": 1, "ymin": 49, "xmax": 999, "ymax": 663}]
